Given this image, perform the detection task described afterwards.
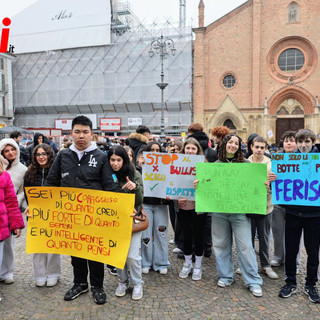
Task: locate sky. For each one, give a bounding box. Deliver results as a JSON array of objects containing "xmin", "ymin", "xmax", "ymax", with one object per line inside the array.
[{"xmin": 1, "ymin": 0, "xmax": 247, "ymax": 27}]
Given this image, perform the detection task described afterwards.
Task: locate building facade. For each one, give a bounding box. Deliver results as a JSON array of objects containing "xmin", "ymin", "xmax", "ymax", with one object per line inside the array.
[
  {"xmin": 0, "ymin": 53, "xmax": 15, "ymax": 127},
  {"xmin": 193, "ymin": 0, "xmax": 320, "ymax": 143},
  {"xmin": 11, "ymin": 0, "xmax": 192, "ymax": 137}
]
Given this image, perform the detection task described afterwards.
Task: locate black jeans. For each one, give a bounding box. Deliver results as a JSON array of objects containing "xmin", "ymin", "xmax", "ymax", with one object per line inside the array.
[
  {"xmin": 71, "ymin": 256, "xmax": 104, "ymax": 287},
  {"xmin": 202, "ymin": 214, "xmax": 212, "ymax": 253},
  {"xmin": 285, "ymin": 214, "xmax": 320, "ymax": 286},
  {"xmin": 178, "ymin": 209, "xmax": 207, "ymax": 256}
]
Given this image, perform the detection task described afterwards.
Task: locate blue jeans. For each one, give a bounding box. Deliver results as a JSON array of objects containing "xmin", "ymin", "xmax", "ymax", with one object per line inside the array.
[
  {"xmin": 211, "ymin": 213, "xmax": 262, "ymax": 288},
  {"xmin": 117, "ymin": 231, "xmax": 142, "ymax": 286},
  {"xmin": 141, "ymin": 204, "xmax": 170, "ymax": 271}
]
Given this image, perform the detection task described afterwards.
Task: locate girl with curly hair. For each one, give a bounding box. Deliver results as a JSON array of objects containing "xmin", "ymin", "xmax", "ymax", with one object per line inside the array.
[
  {"xmin": 24, "ymin": 143, "xmax": 61, "ymax": 287},
  {"xmin": 210, "ymin": 133, "xmax": 263, "ymax": 297}
]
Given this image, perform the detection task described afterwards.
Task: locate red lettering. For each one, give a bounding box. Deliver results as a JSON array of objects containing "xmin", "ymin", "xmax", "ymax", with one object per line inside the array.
[
  {"xmin": 77, "ymin": 193, "xmax": 83, "ymax": 203},
  {"xmin": 277, "ymin": 164, "xmax": 300, "ymax": 173},
  {"xmin": 0, "ymin": 18, "xmax": 10, "ymax": 53}
]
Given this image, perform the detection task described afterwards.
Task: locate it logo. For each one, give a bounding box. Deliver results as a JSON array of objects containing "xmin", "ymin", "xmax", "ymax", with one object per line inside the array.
[{"xmin": 1, "ymin": 18, "xmax": 14, "ymax": 53}]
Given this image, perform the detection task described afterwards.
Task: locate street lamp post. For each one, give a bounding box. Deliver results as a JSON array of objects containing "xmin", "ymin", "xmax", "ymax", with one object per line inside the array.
[{"xmin": 149, "ymin": 35, "xmax": 176, "ymax": 141}]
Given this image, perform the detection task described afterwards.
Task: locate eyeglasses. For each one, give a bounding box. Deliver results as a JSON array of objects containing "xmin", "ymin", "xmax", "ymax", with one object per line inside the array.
[{"xmin": 36, "ymin": 152, "xmax": 47, "ymax": 157}]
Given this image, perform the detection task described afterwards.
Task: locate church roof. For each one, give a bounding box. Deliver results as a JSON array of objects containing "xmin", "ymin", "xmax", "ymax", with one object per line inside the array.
[{"xmin": 206, "ymin": 0, "xmax": 252, "ymax": 32}]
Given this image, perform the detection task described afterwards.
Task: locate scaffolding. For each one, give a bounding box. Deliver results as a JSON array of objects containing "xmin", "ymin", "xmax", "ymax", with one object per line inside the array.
[{"xmin": 13, "ymin": 1, "xmax": 193, "ymax": 136}]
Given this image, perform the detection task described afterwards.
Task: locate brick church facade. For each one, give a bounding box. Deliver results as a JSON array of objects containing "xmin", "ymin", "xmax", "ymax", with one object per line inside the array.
[{"xmin": 193, "ymin": 0, "xmax": 320, "ymax": 143}]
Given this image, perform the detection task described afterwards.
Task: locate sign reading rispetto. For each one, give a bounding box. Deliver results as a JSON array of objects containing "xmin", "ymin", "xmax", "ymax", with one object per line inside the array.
[{"xmin": 142, "ymin": 152, "xmax": 204, "ymax": 200}]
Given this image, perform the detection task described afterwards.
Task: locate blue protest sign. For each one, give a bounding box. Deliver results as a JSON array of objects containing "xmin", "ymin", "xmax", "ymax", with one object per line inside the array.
[{"xmin": 271, "ymin": 153, "xmax": 320, "ymax": 206}]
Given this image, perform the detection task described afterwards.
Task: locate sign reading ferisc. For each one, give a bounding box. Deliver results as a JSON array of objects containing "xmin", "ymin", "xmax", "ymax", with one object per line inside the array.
[
  {"xmin": 25, "ymin": 186, "xmax": 134, "ymax": 269},
  {"xmin": 100, "ymin": 118, "xmax": 121, "ymax": 131},
  {"xmin": 271, "ymin": 153, "xmax": 320, "ymax": 206}
]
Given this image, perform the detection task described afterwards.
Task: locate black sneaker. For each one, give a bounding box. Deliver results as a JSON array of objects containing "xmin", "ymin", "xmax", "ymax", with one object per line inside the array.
[
  {"xmin": 278, "ymin": 283, "xmax": 297, "ymax": 298},
  {"xmin": 204, "ymin": 249, "xmax": 212, "ymax": 258},
  {"xmin": 177, "ymin": 252, "xmax": 184, "ymax": 260},
  {"xmin": 64, "ymin": 283, "xmax": 88, "ymax": 301},
  {"xmin": 91, "ymin": 286, "xmax": 106, "ymax": 305},
  {"xmin": 107, "ymin": 266, "xmax": 117, "ymax": 276},
  {"xmin": 304, "ymin": 285, "xmax": 320, "ymax": 303}
]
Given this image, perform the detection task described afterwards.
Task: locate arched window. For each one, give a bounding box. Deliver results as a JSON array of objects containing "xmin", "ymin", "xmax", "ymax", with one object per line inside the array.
[
  {"xmin": 223, "ymin": 119, "xmax": 236, "ymax": 129},
  {"xmin": 277, "ymin": 106, "xmax": 289, "ymax": 115},
  {"xmin": 292, "ymin": 106, "xmax": 304, "ymax": 115},
  {"xmin": 288, "ymin": 2, "xmax": 299, "ymax": 23}
]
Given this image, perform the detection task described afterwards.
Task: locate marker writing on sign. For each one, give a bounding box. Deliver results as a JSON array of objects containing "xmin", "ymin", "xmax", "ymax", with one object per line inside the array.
[{"xmin": 274, "ymin": 179, "xmax": 319, "ymax": 202}]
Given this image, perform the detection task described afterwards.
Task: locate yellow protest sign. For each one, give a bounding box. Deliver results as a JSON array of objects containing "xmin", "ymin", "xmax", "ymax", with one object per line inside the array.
[{"xmin": 25, "ymin": 187, "xmax": 135, "ymax": 269}]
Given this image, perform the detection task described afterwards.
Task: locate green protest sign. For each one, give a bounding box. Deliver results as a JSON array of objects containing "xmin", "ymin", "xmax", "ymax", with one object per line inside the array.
[{"xmin": 195, "ymin": 163, "xmax": 267, "ymax": 214}]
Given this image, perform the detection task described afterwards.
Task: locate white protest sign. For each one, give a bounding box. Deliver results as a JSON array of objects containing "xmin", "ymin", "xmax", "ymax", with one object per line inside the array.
[{"xmin": 142, "ymin": 152, "xmax": 205, "ymax": 200}]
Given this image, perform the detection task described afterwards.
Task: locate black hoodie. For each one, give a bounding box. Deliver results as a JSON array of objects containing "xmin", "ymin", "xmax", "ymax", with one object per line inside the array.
[
  {"xmin": 188, "ymin": 131, "xmax": 217, "ymax": 163},
  {"xmin": 27, "ymin": 132, "xmax": 46, "ymax": 159}
]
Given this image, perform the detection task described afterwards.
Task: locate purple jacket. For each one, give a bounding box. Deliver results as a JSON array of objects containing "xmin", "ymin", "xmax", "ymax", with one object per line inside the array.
[{"xmin": 0, "ymin": 171, "xmax": 25, "ymax": 241}]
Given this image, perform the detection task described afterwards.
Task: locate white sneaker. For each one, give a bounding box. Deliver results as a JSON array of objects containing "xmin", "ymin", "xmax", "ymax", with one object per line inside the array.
[
  {"xmin": 159, "ymin": 268, "xmax": 168, "ymax": 275},
  {"xmin": 173, "ymin": 247, "xmax": 183, "ymax": 254},
  {"xmin": 217, "ymin": 279, "xmax": 234, "ymax": 287},
  {"xmin": 35, "ymin": 279, "xmax": 46, "ymax": 287},
  {"xmin": 236, "ymin": 268, "xmax": 242, "ymax": 275},
  {"xmin": 192, "ymin": 265, "xmax": 202, "ymax": 281},
  {"xmin": 250, "ymin": 285, "xmax": 263, "ymax": 297},
  {"xmin": 46, "ymin": 278, "xmax": 58, "ymax": 287},
  {"xmin": 169, "ymin": 239, "xmax": 175, "ymax": 245},
  {"xmin": 142, "ymin": 267, "xmax": 150, "ymax": 274},
  {"xmin": 270, "ymin": 260, "xmax": 282, "ymax": 267},
  {"xmin": 179, "ymin": 262, "xmax": 192, "ymax": 279},
  {"xmin": 132, "ymin": 284, "xmax": 143, "ymax": 300},
  {"xmin": 217, "ymin": 279, "xmax": 226, "ymax": 288},
  {"xmin": 3, "ymin": 277, "xmax": 14, "ymax": 284},
  {"xmin": 262, "ymin": 267, "xmax": 278, "ymax": 279},
  {"xmin": 115, "ymin": 282, "xmax": 128, "ymax": 297}
]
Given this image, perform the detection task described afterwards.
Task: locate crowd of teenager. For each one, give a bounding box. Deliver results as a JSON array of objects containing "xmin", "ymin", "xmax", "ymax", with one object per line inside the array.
[{"xmin": 0, "ymin": 117, "xmax": 319, "ymax": 306}]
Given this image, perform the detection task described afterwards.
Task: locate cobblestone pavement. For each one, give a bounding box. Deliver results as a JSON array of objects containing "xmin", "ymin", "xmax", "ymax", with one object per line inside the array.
[{"xmin": 0, "ymin": 221, "xmax": 319, "ymax": 320}]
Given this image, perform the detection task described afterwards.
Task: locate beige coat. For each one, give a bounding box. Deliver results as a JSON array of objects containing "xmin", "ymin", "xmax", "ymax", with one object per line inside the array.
[{"xmin": 248, "ymin": 154, "xmax": 273, "ymax": 214}]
